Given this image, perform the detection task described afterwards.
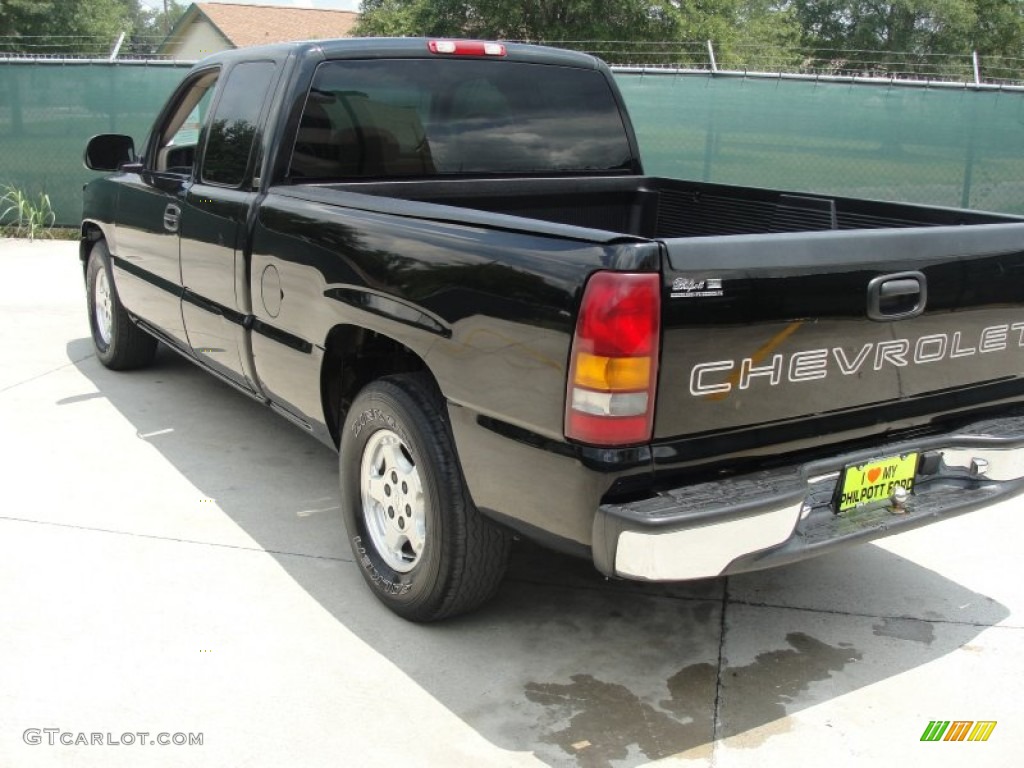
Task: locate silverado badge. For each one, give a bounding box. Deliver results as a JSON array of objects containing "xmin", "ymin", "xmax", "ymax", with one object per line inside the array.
[{"xmin": 671, "ymin": 277, "xmax": 724, "ymax": 299}]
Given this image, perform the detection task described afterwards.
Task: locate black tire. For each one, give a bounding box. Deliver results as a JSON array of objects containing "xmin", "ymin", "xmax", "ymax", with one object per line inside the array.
[
  {"xmin": 339, "ymin": 374, "xmax": 510, "ymax": 621},
  {"xmin": 86, "ymin": 240, "xmax": 158, "ymax": 370}
]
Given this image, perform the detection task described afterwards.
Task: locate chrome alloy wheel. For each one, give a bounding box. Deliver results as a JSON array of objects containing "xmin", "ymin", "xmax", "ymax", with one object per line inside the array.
[
  {"xmin": 94, "ymin": 266, "xmax": 113, "ymax": 345},
  {"xmin": 360, "ymin": 429, "xmax": 427, "ymax": 572}
]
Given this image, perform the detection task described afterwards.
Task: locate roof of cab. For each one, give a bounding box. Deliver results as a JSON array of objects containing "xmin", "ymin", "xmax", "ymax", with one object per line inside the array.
[{"xmin": 192, "ymin": 37, "xmax": 603, "ymax": 72}]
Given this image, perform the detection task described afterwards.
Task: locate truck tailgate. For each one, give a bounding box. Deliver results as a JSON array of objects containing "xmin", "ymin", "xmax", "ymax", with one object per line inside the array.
[{"xmin": 656, "ymin": 223, "xmax": 1024, "ymax": 441}]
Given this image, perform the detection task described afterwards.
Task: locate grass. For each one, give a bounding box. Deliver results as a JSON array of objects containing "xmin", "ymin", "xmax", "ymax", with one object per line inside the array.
[
  {"xmin": 46, "ymin": 227, "xmax": 82, "ymax": 241},
  {"xmin": 0, "ymin": 184, "xmax": 57, "ymax": 240}
]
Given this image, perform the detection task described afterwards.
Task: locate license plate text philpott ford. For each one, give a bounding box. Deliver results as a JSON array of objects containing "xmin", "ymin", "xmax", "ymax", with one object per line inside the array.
[{"xmin": 838, "ymin": 453, "xmax": 918, "ymax": 512}]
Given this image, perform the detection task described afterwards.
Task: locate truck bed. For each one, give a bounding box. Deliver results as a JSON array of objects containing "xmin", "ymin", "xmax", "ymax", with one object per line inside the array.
[
  {"xmin": 288, "ymin": 173, "xmax": 1024, "ymax": 459},
  {"xmin": 314, "ymin": 175, "xmax": 1014, "ymax": 238}
]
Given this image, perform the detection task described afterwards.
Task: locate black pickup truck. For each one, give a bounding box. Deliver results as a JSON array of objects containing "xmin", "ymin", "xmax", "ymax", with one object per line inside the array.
[{"xmin": 82, "ymin": 38, "xmax": 1024, "ymax": 621}]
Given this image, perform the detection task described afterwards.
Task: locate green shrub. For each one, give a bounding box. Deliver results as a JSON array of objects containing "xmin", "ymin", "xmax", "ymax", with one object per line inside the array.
[{"xmin": 1, "ymin": 184, "xmax": 57, "ymax": 241}]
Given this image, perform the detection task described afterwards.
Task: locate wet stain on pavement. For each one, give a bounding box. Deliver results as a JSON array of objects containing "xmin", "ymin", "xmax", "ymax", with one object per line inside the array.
[
  {"xmin": 524, "ymin": 664, "xmax": 715, "ymax": 768},
  {"xmin": 525, "ymin": 632, "xmax": 862, "ymax": 765},
  {"xmin": 718, "ymin": 632, "xmax": 863, "ymax": 747},
  {"xmin": 871, "ymin": 617, "xmax": 935, "ymax": 645}
]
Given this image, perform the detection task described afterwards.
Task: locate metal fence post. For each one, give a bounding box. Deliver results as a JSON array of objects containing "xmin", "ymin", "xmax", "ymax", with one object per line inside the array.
[
  {"xmin": 961, "ymin": 95, "xmax": 978, "ymax": 209},
  {"xmin": 108, "ymin": 32, "xmax": 125, "ymax": 62},
  {"xmin": 8, "ymin": 65, "xmax": 25, "ymax": 137},
  {"xmin": 702, "ymin": 76, "xmax": 718, "ymax": 182}
]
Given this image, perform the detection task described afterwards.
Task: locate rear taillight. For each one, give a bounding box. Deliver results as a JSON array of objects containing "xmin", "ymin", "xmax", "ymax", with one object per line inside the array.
[
  {"xmin": 428, "ymin": 40, "xmax": 507, "ymax": 57},
  {"xmin": 565, "ymin": 272, "xmax": 660, "ymax": 446}
]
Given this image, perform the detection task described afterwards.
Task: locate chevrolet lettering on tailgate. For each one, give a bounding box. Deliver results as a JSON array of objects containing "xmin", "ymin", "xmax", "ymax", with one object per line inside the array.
[{"xmin": 689, "ymin": 324, "xmax": 1024, "ymax": 397}]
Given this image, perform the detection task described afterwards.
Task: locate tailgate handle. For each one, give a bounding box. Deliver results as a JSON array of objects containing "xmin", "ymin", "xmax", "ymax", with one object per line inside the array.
[
  {"xmin": 880, "ymin": 279, "xmax": 920, "ymax": 298},
  {"xmin": 867, "ymin": 272, "xmax": 926, "ymax": 321}
]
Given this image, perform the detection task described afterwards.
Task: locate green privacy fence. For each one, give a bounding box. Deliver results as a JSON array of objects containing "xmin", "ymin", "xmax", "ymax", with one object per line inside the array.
[
  {"xmin": 0, "ymin": 61, "xmax": 191, "ymax": 229},
  {"xmin": 2, "ymin": 60, "xmax": 1024, "ymax": 228},
  {"xmin": 617, "ymin": 72, "xmax": 1024, "ymax": 215}
]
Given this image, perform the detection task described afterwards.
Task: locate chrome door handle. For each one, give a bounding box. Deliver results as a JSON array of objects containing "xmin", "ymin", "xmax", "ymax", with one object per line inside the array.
[{"xmin": 163, "ymin": 203, "xmax": 181, "ymax": 233}]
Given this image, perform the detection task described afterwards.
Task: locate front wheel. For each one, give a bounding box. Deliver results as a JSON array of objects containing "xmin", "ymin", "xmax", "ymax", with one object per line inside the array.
[
  {"xmin": 339, "ymin": 374, "xmax": 509, "ymax": 621},
  {"xmin": 85, "ymin": 240, "xmax": 157, "ymax": 370}
]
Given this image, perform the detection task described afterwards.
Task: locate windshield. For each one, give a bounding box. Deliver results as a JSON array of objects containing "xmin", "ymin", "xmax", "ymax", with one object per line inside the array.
[{"xmin": 289, "ymin": 58, "xmax": 633, "ymax": 180}]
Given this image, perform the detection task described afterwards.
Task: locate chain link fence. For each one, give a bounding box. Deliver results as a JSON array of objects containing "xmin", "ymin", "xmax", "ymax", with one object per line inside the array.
[
  {"xmin": 545, "ymin": 41, "xmax": 1024, "ymax": 85},
  {"xmin": 2, "ymin": 56, "xmax": 1024, "ymax": 228},
  {"xmin": 5, "ymin": 37, "xmax": 1024, "ymax": 84},
  {"xmin": 617, "ymin": 71, "xmax": 1024, "ymax": 214},
  {"xmin": 0, "ymin": 60, "xmax": 191, "ymax": 228}
]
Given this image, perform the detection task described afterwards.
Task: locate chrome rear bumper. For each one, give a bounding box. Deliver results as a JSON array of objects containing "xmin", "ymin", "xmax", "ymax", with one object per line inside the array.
[{"xmin": 592, "ymin": 412, "xmax": 1024, "ymax": 581}]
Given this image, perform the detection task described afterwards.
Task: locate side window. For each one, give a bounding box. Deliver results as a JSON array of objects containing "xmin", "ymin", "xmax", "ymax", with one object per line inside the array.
[
  {"xmin": 201, "ymin": 61, "xmax": 277, "ymax": 187},
  {"xmin": 152, "ymin": 70, "xmax": 218, "ymax": 174}
]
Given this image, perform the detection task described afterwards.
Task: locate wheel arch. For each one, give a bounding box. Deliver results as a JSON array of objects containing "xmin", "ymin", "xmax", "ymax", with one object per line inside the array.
[
  {"xmin": 79, "ymin": 221, "xmax": 109, "ymax": 275},
  {"xmin": 320, "ymin": 324, "xmax": 440, "ymax": 448}
]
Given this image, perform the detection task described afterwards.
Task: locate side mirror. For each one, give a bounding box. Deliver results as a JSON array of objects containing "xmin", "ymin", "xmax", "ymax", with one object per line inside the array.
[{"xmin": 84, "ymin": 134, "xmax": 137, "ymax": 172}]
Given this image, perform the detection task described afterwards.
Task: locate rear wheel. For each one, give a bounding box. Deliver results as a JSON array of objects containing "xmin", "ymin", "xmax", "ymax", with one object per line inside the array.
[
  {"xmin": 86, "ymin": 240, "xmax": 157, "ymax": 370},
  {"xmin": 339, "ymin": 374, "xmax": 510, "ymax": 621}
]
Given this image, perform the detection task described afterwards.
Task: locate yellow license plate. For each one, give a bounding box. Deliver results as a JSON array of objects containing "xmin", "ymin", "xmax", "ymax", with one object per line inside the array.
[{"xmin": 837, "ymin": 453, "xmax": 918, "ymax": 513}]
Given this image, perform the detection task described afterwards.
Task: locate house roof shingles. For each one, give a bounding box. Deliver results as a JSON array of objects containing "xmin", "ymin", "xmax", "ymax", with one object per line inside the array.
[{"xmin": 195, "ymin": 2, "xmax": 359, "ymax": 48}]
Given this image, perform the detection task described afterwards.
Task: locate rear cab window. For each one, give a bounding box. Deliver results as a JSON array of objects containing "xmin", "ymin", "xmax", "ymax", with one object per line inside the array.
[{"xmin": 289, "ymin": 59, "xmax": 633, "ymax": 180}]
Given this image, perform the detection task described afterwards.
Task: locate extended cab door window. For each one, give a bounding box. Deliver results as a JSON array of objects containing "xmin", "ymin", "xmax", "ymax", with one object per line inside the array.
[
  {"xmin": 150, "ymin": 69, "xmax": 218, "ymax": 176},
  {"xmin": 200, "ymin": 61, "xmax": 276, "ymax": 187}
]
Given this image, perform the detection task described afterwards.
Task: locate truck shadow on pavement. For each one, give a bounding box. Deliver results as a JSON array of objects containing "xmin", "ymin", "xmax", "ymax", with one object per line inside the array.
[{"xmin": 69, "ymin": 339, "xmax": 1010, "ymax": 767}]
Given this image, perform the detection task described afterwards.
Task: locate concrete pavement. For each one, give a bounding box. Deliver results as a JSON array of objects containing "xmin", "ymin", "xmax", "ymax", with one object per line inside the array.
[{"xmin": 1, "ymin": 237, "xmax": 1021, "ymax": 767}]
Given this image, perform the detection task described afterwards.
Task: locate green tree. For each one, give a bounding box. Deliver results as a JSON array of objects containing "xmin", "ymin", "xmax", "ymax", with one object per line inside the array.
[
  {"xmin": 356, "ymin": 0, "xmax": 455, "ymax": 37},
  {"xmin": 668, "ymin": 1, "xmax": 802, "ymax": 68},
  {"xmin": 0, "ymin": 0, "xmax": 138, "ymax": 55},
  {"xmin": 792, "ymin": 0, "xmax": 975, "ymax": 53},
  {"xmin": 356, "ymin": 0, "xmax": 801, "ymax": 67},
  {"xmin": 147, "ymin": 0, "xmax": 187, "ymax": 37},
  {"xmin": 966, "ymin": 0, "xmax": 1024, "ymax": 80},
  {"xmin": 357, "ymin": 1, "xmax": 679, "ymax": 43},
  {"xmin": 126, "ymin": 0, "xmax": 187, "ymax": 54},
  {"xmin": 791, "ymin": 1, "xmax": 1024, "ymax": 78}
]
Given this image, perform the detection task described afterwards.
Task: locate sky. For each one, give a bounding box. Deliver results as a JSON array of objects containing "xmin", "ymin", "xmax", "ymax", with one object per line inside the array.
[{"xmin": 138, "ymin": 0, "xmax": 361, "ymax": 11}]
